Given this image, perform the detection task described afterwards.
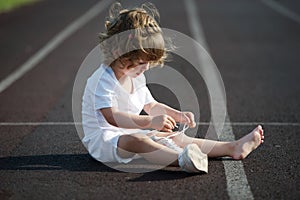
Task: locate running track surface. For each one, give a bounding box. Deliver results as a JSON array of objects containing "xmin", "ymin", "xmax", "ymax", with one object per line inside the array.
[{"xmin": 0, "ymin": 0, "xmax": 299, "ymax": 199}]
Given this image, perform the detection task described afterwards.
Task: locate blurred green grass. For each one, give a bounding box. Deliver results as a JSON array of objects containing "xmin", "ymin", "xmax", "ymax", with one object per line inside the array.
[{"xmin": 0, "ymin": 0, "xmax": 39, "ymax": 13}]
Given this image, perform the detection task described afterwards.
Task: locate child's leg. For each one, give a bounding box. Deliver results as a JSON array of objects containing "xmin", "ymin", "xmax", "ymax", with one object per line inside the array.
[
  {"xmin": 117, "ymin": 133, "xmax": 179, "ymax": 166},
  {"xmin": 173, "ymin": 125, "xmax": 264, "ymax": 160}
]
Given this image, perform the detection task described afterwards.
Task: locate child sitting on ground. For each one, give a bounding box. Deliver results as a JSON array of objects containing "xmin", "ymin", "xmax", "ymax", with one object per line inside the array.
[{"xmin": 81, "ymin": 2, "xmax": 264, "ymax": 173}]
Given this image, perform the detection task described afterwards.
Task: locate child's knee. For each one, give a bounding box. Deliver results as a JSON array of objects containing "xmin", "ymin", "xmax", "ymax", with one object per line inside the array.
[{"xmin": 118, "ymin": 133, "xmax": 150, "ymax": 147}]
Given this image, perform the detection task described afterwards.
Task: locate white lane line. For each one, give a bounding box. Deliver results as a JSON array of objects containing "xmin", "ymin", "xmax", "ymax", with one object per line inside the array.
[
  {"xmin": 199, "ymin": 122, "xmax": 300, "ymax": 126},
  {"xmin": 0, "ymin": 0, "xmax": 112, "ymax": 94},
  {"xmin": 0, "ymin": 122, "xmax": 81, "ymax": 126},
  {"xmin": 219, "ymin": 121, "xmax": 254, "ymax": 200},
  {"xmin": 183, "ymin": 0, "xmax": 208, "ymax": 49},
  {"xmin": 184, "ymin": 0, "xmax": 254, "ymax": 199},
  {"xmin": 261, "ymin": 0, "xmax": 300, "ymax": 24},
  {"xmin": 0, "ymin": 121, "xmax": 299, "ymax": 126}
]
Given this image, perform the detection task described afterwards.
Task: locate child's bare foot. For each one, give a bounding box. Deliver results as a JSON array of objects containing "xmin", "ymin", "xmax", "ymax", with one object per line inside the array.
[{"xmin": 232, "ymin": 125, "xmax": 264, "ymax": 160}]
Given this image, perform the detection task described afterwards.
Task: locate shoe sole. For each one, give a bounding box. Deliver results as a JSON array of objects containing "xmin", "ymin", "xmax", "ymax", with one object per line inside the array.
[{"xmin": 186, "ymin": 144, "xmax": 208, "ymax": 173}]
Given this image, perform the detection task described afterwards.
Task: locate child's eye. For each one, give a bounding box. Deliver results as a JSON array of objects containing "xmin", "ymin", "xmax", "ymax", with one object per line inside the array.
[{"xmin": 127, "ymin": 64, "xmax": 135, "ymax": 69}]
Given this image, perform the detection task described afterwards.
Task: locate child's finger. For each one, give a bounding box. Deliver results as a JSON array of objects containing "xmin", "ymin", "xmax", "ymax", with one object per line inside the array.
[
  {"xmin": 182, "ymin": 113, "xmax": 196, "ymax": 128},
  {"xmin": 190, "ymin": 121, "xmax": 196, "ymax": 128},
  {"xmin": 167, "ymin": 115, "xmax": 176, "ymax": 127},
  {"xmin": 183, "ymin": 113, "xmax": 191, "ymax": 124},
  {"xmin": 164, "ymin": 122, "xmax": 174, "ymax": 130},
  {"xmin": 161, "ymin": 126, "xmax": 172, "ymax": 132}
]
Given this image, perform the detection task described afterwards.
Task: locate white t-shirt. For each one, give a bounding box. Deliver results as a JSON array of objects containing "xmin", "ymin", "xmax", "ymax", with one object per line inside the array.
[{"xmin": 81, "ymin": 64, "xmax": 155, "ymax": 163}]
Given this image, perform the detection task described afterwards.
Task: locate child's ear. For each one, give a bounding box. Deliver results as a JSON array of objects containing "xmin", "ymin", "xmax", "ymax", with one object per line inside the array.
[{"xmin": 123, "ymin": 59, "xmax": 135, "ymax": 69}]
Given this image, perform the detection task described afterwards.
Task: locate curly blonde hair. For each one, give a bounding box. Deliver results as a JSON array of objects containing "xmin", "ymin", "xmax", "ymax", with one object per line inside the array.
[{"xmin": 99, "ymin": 2, "xmax": 168, "ymax": 67}]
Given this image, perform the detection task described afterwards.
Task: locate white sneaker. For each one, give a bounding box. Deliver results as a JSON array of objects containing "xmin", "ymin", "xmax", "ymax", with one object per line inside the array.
[
  {"xmin": 150, "ymin": 135, "xmax": 183, "ymax": 153},
  {"xmin": 149, "ymin": 123, "xmax": 190, "ymax": 153},
  {"xmin": 178, "ymin": 144, "xmax": 208, "ymax": 173}
]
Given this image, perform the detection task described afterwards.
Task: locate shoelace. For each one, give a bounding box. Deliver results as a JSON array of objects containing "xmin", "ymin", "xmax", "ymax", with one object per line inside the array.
[
  {"xmin": 165, "ymin": 123, "xmax": 189, "ymax": 139},
  {"xmin": 150, "ymin": 124, "xmax": 189, "ymax": 153}
]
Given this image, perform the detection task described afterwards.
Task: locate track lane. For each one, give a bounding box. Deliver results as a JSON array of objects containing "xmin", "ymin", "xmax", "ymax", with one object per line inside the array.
[
  {"xmin": 0, "ymin": 0, "xmax": 99, "ymax": 81},
  {"xmin": 0, "ymin": 0, "xmax": 299, "ymax": 199},
  {"xmin": 0, "ymin": 0, "xmax": 109, "ymax": 156},
  {"xmin": 195, "ymin": 0, "xmax": 300, "ymax": 199}
]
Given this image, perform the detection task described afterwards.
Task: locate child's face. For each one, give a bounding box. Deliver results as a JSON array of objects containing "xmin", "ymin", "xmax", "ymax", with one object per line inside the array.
[{"xmin": 121, "ymin": 58, "xmax": 150, "ymax": 78}]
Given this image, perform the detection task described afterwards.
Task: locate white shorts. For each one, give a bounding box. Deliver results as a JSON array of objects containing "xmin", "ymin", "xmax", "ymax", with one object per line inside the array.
[{"xmin": 82, "ymin": 128, "xmax": 152, "ymax": 164}]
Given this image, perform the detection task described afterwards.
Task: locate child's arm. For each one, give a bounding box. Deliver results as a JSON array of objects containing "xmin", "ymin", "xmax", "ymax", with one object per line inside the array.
[
  {"xmin": 143, "ymin": 102, "xmax": 196, "ymax": 128},
  {"xmin": 100, "ymin": 107, "xmax": 176, "ymax": 132}
]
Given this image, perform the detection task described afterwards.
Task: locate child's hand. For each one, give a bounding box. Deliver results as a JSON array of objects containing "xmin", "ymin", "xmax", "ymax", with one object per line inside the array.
[
  {"xmin": 151, "ymin": 114, "xmax": 176, "ymax": 132},
  {"xmin": 179, "ymin": 112, "xmax": 196, "ymax": 128}
]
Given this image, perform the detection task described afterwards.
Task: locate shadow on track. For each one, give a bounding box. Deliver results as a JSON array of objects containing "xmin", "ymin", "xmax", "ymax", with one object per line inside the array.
[
  {"xmin": 0, "ymin": 154, "xmax": 116, "ymax": 172},
  {"xmin": 0, "ymin": 154, "xmax": 203, "ymax": 181}
]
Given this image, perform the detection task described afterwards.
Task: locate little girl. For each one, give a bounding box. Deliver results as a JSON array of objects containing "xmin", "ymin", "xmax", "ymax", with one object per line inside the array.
[{"xmin": 81, "ymin": 2, "xmax": 264, "ymax": 173}]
